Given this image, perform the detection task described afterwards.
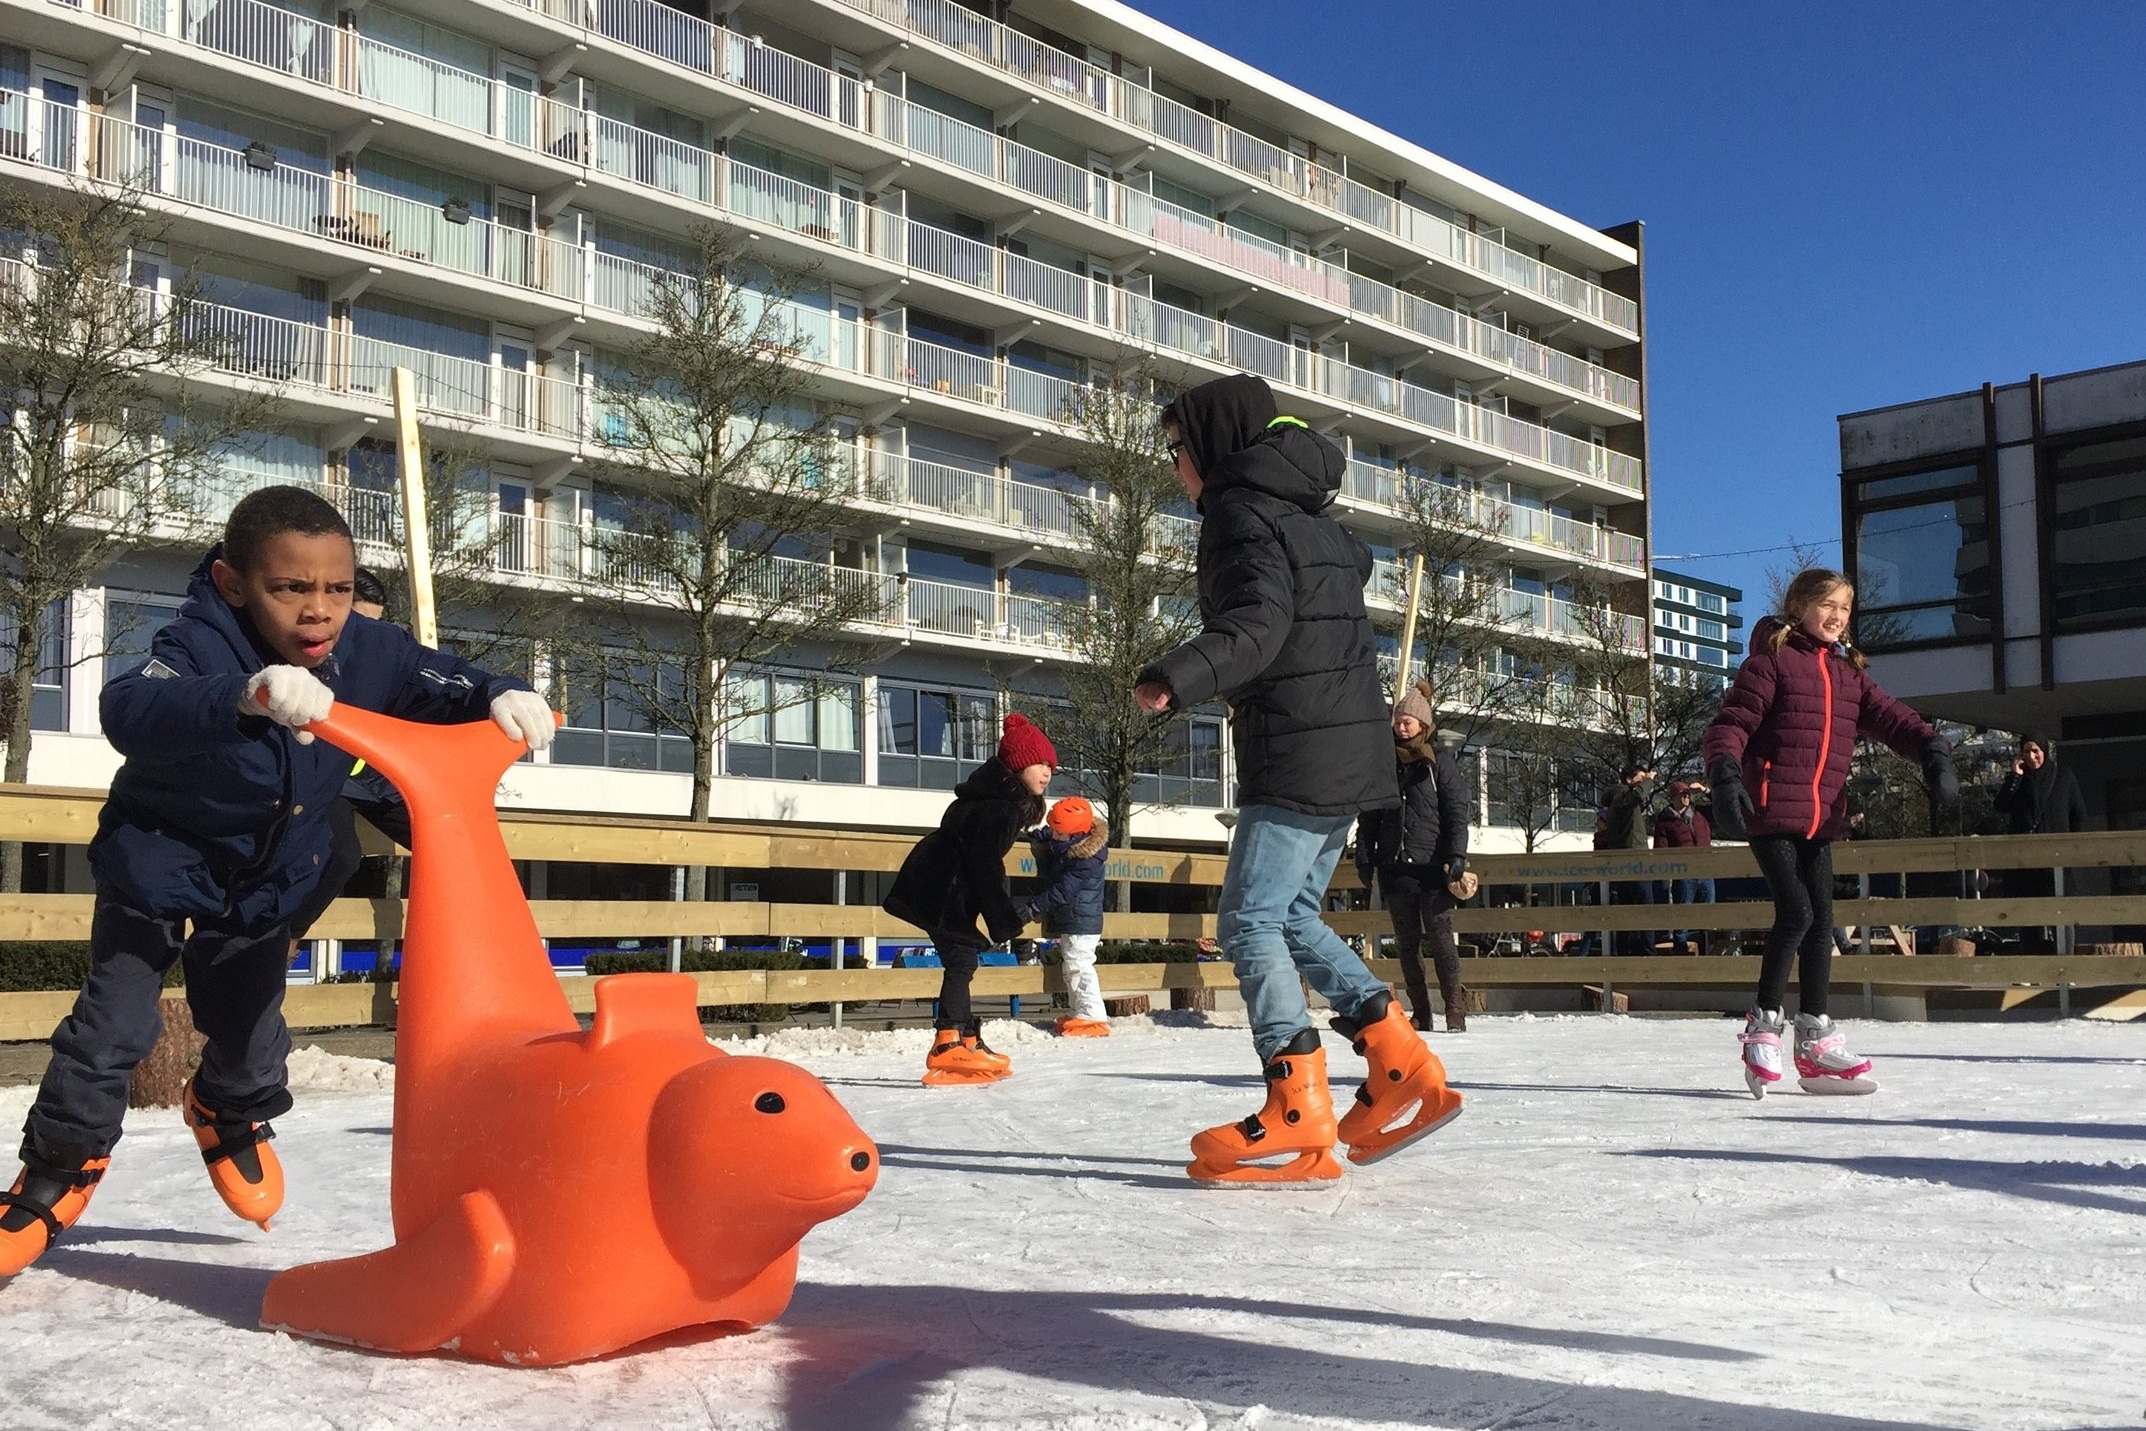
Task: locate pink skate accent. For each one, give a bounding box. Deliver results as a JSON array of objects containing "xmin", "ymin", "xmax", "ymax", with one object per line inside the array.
[
  {"xmin": 1738, "ymin": 1029, "xmax": 1784, "ymax": 1083},
  {"xmin": 1794, "ymin": 1031, "xmax": 1872, "ymax": 1081}
]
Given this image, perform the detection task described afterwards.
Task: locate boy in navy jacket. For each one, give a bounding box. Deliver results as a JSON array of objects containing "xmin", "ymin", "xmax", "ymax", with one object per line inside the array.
[{"xmin": 0, "ymin": 486, "xmax": 553, "ymax": 1275}]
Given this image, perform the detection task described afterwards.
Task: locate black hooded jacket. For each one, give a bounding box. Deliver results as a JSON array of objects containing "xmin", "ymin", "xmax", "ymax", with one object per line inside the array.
[
  {"xmin": 883, "ymin": 759, "xmax": 1045, "ymax": 948},
  {"xmin": 1996, "ymin": 733, "xmax": 2087, "ymax": 835},
  {"xmin": 1139, "ymin": 374, "xmax": 1397, "ymax": 817}
]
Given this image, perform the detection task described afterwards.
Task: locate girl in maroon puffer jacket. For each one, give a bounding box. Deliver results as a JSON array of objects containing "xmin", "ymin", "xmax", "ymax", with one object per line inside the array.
[{"xmin": 1702, "ymin": 568, "xmax": 1958, "ymax": 1098}]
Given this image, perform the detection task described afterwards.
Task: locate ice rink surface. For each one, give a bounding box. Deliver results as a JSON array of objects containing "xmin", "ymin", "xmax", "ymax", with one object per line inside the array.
[{"xmin": 2, "ymin": 1012, "xmax": 2141, "ymax": 1430}]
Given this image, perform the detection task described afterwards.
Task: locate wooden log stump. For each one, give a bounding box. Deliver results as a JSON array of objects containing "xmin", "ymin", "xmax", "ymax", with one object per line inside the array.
[
  {"xmin": 130, "ymin": 993, "xmax": 204, "ymax": 1110},
  {"xmin": 1104, "ymin": 995, "xmax": 1150, "ymax": 1017},
  {"xmin": 1169, "ymin": 985, "xmax": 1215, "ymax": 1012},
  {"xmin": 2080, "ymin": 942, "xmax": 2146, "ymax": 957}
]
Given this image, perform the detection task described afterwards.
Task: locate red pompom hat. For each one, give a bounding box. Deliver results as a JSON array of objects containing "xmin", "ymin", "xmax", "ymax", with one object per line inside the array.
[{"xmin": 997, "ymin": 713, "xmax": 1058, "ymax": 772}]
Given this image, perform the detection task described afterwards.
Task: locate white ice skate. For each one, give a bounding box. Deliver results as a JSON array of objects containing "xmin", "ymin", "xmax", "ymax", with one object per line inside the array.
[
  {"xmin": 1793, "ymin": 1013, "xmax": 1877, "ymax": 1096},
  {"xmin": 1739, "ymin": 1008, "xmax": 1786, "ymax": 1100}
]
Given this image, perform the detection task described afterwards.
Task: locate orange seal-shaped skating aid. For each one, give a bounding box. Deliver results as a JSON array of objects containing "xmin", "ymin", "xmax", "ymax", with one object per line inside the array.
[{"xmin": 258, "ymin": 704, "xmax": 878, "ymax": 1366}]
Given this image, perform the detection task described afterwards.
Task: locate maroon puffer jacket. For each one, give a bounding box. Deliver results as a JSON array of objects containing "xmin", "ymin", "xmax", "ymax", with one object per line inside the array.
[{"xmin": 1702, "ymin": 618, "xmax": 1939, "ymax": 841}]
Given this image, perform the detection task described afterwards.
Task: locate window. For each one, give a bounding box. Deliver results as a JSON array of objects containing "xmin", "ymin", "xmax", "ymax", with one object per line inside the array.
[
  {"xmin": 1697, "ymin": 591, "xmax": 1727, "ymax": 615},
  {"xmin": 1698, "ymin": 618, "xmax": 1725, "ymax": 642},
  {"xmin": 1849, "ymin": 460, "xmax": 1992, "ymax": 647},
  {"xmin": 1, "ymin": 598, "xmax": 68, "ymax": 731},
  {"xmin": 721, "ymin": 672, "xmax": 862, "ymax": 783},
  {"xmin": 876, "ymin": 683, "xmax": 997, "ymax": 790},
  {"xmin": 552, "ymin": 653, "xmax": 692, "ymax": 772},
  {"xmin": 1132, "ymin": 713, "xmax": 1226, "ymax": 807},
  {"xmin": 2047, "ymin": 435, "xmax": 2146, "ymax": 630}
]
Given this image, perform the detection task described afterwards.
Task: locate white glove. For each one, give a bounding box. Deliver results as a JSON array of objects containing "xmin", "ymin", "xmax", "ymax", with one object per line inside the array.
[
  {"xmin": 490, "ymin": 690, "xmax": 556, "ymax": 752},
  {"xmin": 242, "ymin": 666, "xmax": 334, "ymax": 744}
]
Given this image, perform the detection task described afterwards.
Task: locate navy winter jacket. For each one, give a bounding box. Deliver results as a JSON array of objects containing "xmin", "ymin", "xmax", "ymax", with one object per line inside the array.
[
  {"xmin": 91, "ymin": 549, "xmax": 530, "ymax": 930},
  {"xmin": 1025, "ymin": 820, "xmax": 1109, "ymax": 937}
]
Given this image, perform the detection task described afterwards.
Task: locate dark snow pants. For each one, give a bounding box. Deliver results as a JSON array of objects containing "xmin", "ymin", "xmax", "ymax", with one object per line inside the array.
[{"xmin": 22, "ymin": 898, "xmax": 295, "ymax": 1167}]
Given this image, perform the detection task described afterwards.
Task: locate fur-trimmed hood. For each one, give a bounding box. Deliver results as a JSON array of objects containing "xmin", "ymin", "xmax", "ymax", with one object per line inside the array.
[{"xmin": 1063, "ymin": 818, "xmax": 1109, "ymax": 861}]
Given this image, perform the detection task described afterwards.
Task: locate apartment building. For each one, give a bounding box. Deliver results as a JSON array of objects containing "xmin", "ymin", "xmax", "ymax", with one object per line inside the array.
[
  {"xmin": 1, "ymin": 0, "xmax": 1650, "ymax": 869},
  {"xmin": 1840, "ymin": 358, "xmax": 2146, "ymax": 839},
  {"xmin": 1651, "ymin": 568, "xmax": 1741, "ymax": 687}
]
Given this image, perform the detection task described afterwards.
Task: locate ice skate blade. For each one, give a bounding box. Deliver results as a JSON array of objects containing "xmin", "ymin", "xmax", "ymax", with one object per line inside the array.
[
  {"xmin": 1744, "ymin": 1068, "xmax": 1772, "ymax": 1100},
  {"xmin": 1798, "ymin": 1075, "xmax": 1878, "ymax": 1096},
  {"xmin": 1186, "ymin": 1150, "xmax": 1344, "ymax": 1186},
  {"xmin": 920, "ymin": 1067, "xmax": 1009, "ymax": 1087},
  {"xmin": 1344, "ymin": 1099, "xmax": 1464, "ymax": 1166}
]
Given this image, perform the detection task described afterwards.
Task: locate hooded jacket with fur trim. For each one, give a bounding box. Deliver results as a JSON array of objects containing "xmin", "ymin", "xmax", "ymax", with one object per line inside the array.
[{"xmin": 1024, "ymin": 818, "xmax": 1109, "ymax": 936}]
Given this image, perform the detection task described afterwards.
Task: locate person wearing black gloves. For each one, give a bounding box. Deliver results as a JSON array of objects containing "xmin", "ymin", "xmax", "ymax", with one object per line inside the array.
[
  {"xmin": 1356, "ymin": 681, "xmax": 1473, "ymax": 1032},
  {"xmin": 1703, "ymin": 568, "xmax": 1955, "ymax": 1098}
]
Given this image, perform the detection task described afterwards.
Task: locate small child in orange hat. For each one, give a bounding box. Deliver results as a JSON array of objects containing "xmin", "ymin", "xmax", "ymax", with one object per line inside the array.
[{"xmin": 1020, "ymin": 796, "xmax": 1111, "ymax": 1036}]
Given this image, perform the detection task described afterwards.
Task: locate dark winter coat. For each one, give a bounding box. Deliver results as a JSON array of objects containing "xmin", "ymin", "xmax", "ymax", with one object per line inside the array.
[
  {"xmin": 1996, "ymin": 757, "xmax": 2087, "ymax": 835},
  {"xmin": 1653, "ymin": 804, "xmax": 1712, "ymax": 849},
  {"xmin": 1139, "ymin": 375, "xmax": 1396, "ymax": 818},
  {"xmin": 92, "ymin": 549, "xmax": 528, "ymax": 931},
  {"xmin": 1601, "ymin": 782, "xmax": 1652, "ymax": 851},
  {"xmin": 1701, "ymin": 617, "xmax": 1940, "ymax": 842},
  {"xmin": 1356, "ymin": 741, "xmax": 1469, "ymax": 874},
  {"xmin": 883, "ymin": 759, "xmax": 1044, "ymax": 949},
  {"xmin": 1024, "ymin": 820, "xmax": 1109, "ymax": 937}
]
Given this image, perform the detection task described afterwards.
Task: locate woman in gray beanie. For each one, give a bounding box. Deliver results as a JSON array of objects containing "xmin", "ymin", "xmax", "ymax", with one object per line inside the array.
[{"xmin": 1355, "ymin": 682, "xmax": 1475, "ymax": 1030}]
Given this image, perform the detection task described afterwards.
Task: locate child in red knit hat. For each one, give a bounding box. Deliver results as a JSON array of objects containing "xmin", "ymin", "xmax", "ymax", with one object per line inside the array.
[{"xmin": 884, "ymin": 713, "xmax": 1057, "ymax": 1084}]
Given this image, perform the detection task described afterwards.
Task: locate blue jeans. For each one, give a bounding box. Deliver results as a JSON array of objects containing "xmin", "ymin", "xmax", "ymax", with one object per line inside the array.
[
  {"xmin": 1669, "ymin": 877, "xmax": 1716, "ymax": 952},
  {"xmin": 1218, "ymin": 805, "xmax": 1392, "ymax": 1063}
]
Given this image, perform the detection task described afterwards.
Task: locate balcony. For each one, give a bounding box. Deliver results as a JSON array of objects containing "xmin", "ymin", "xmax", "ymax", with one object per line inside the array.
[
  {"xmin": 1341, "ymin": 462, "xmax": 1645, "ymax": 573},
  {"xmin": 1369, "ymin": 561, "xmax": 1649, "ymax": 654},
  {"xmin": 815, "ymin": 0, "xmax": 1640, "ymax": 337}
]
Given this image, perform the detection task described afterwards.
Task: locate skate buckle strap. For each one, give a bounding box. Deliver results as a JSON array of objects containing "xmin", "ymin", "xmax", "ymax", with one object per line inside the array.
[
  {"xmin": 0, "ymin": 1191, "xmax": 66, "ymax": 1246},
  {"xmin": 1738, "ymin": 1029, "xmax": 1781, "ymax": 1047},
  {"xmin": 199, "ymin": 1123, "xmax": 275, "ymax": 1168},
  {"xmin": 1235, "ymin": 1113, "xmax": 1267, "ymax": 1143}
]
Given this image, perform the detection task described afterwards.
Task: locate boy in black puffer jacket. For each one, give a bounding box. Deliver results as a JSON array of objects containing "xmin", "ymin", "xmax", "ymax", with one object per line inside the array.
[
  {"xmin": 1136, "ymin": 373, "xmax": 1460, "ymax": 1184},
  {"xmin": 884, "ymin": 713, "xmax": 1055, "ymax": 1085},
  {"xmin": 1020, "ymin": 797, "xmax": 1110, "ymax": 1037},
  {"xmin": 1355, "ymin": 682, "xmax": 1472, "ymax": 1033}
]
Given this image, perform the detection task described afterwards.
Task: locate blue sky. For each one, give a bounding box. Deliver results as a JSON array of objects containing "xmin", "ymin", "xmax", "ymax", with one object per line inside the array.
[{"xmin": 1137, "ymin": 0, "xmax": 2146, "ymax": 610}]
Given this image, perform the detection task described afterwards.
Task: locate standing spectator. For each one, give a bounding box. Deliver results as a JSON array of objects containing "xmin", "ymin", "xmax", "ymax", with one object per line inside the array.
[
  {"xmin": 1653, "ymin": 780, "xmax": 1713, "ymax": 955},
  {"xmin": 1994, "ymin": 730, "xmax": 2088, "ymax": 948},
  {"xmin": 1601, "ymin": 764, "xmax": 1661, "ymax": 956},
  {"xmin": 1355, "ymin": 681, "xmax": 1473, "ymax": 1032},
  {"xmin": 1134, "ymin": 372, "xmax": 1458, "ymax": 1183}
]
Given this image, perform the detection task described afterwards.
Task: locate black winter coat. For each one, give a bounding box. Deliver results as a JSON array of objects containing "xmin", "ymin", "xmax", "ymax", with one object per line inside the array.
[
  {"xmin": 1140, "ymin": 379, "xmax": 1395, "ymax": 817},
  {"xmin": 1025, "ymin": 820, "xmax": 1109, "ymax": 936},
  {"xmin": 1996, "ymin": 762, "xmax": 2087, "ymax": 835},
  {"xmin": 1356, "ymin": 745, "xmax": 1469, "ymax": 873},
  {"xmin": 883, "ymin": 760, "xmax": 1043, "ymax": 949}
]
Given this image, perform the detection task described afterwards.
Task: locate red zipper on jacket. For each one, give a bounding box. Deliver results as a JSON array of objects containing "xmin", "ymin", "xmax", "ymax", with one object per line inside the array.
[{"xmin": 1808, "ymin": 648, "xmax": 1834, "ymax": 839}]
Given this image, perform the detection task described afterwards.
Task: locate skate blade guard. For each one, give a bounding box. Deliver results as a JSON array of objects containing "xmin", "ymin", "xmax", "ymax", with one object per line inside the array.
[
  {"xmin": 1342, "ymin": 1093, "xmax": 1464, "ymax": 1166},
  {"xmin": 1186, "ymin": 1148, "xmax": 1345, "ymax": 1186},
  {"xmin": 1797, "ymin": 1075, "xmax": 1878, "ymax": 1096},
  {"xmin": 921, "ymin": 1066, "xmax": 1010, "ymax": 1087}
]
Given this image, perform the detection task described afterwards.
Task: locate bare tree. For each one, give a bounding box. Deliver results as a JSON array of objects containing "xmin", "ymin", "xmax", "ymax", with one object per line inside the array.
[
  {"xmin": 0, "ymin": 175, "xmax": 276, "ymax": 888},
  {"xmin": 1036, "ymin": 365, "xmax": 1199, "ymax": 845},
  {"xmin": 1560, "ymin": 579, "xmax": 1720, "ymax": 791},
  {"xmin": 576, "ymin": 224, "xmax": 885, "ymax": 894},
  {"xmin": 1374, "ymin": 474, "xmax": 1538, "ymax": 751}
]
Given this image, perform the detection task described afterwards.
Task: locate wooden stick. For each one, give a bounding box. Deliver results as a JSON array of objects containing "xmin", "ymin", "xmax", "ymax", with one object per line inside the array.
[
  {"xmin": 1394, "ymin": 552, "xmax": 1426, "ymax": 699},
  {"xmin": 390, "ymin": 367, "xmax": 438, "ymax": 648}
]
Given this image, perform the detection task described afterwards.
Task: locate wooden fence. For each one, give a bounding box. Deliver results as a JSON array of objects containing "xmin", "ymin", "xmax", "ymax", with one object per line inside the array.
[{"xmin": 0, "ymin": 783, "xmax": 2140, "ymax": 1038}]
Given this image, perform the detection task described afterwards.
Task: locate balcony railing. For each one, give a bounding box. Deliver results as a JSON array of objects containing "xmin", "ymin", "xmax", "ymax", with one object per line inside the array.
[
  {"xmin": 1369, "ymin": 561, "xmax": 1649, "ymax": 653},
  {"xmin": 1341, "ymin": 462, "xmax": 1645, "ymax": 573},
  {"xmin": 816, "ymin": 0, "xmax": 1638, "ymax": 335}
]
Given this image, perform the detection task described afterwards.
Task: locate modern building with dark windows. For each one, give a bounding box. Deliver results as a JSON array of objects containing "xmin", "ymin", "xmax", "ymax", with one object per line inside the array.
[
  {"xmin": 1839, "ymin": 358, "xmax": 2146, "ymax": 834},
  {"xmin": 4, "ymin": 0, "xmax": 1648, "ymax": 863},
  {"xmin": 1650, "ymin": 568, "xmax": 1741, "ymax": 687}
]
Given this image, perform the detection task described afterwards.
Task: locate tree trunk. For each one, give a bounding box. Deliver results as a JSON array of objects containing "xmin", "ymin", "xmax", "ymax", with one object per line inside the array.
[
  {"xmin": 1, "ymin": 629, "xmax": 43, "ymax": 893},
  {"xmin": 130, "ymin": 995, "xmax": 204, "ymax": 1109}
]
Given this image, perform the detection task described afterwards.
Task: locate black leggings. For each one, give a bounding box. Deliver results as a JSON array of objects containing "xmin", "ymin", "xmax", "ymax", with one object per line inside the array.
[
  {"xmin": 1750, "ymin": 836, "xmax": 1835, "ymax": 1017},
  {"xmin": 931, "ymin": 931, "xmax": 984, "ymax": 1032},
  {"xmin": 1379, "ymin": 866, "xmax": 1461, "ymax": 1021}
]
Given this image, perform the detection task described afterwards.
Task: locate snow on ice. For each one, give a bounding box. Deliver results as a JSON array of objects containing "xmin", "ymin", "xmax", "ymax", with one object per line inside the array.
[{"xmin": 2, "ymin": 1012, "xmax": 2143, "ymax": 1430}]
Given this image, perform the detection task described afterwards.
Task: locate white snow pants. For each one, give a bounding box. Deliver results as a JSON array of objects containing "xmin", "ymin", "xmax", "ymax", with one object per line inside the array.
[{"xmin": 1059, "ymin": 933, "xmax": 1105, "ymax": 1020}]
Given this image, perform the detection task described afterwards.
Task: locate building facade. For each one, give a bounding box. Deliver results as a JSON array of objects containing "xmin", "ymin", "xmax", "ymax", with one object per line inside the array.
[
  {"xmin": 1650, "ymin": 567, "xmax": 1741, "ymax": 687},
  {"xmin": 1839, "ymin": 358, "xmax": 2146, "ymax": 838},
  {"xmin": 2, "ymin": 0, "xmax": 1649, "ymax": 861}
]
